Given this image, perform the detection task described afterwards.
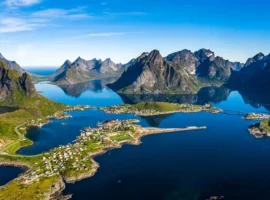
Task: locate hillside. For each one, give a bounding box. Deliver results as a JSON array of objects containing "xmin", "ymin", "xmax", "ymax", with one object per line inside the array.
[{"xmin": 0, "ymin": 60, "xmax": 66, "ymax": 150}]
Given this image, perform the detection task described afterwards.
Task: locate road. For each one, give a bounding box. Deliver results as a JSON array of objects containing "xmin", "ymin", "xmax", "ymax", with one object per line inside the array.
[{"xmin": 0, "ymin": 123, "xmax": 27, "ymax": 154}]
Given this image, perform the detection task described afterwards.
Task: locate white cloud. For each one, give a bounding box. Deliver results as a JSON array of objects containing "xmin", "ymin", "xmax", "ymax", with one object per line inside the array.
[
  {"xmin": 0, "ymin": 7, "xmax": 91, "ymax": 33},
  {"xmin": 32, "ymin": 8, "xmax": 92, "ymax": 19},
  {"xmin": 0, "ymin": 18, "xmax": 39, "ymax": 33},
  {"xmin": 5, "ymin": 0, "xmax": 41, "ymax": 7}
]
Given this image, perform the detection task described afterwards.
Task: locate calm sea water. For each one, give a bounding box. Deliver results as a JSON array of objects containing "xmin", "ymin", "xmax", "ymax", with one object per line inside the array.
[
  {"xmin": 24, "ymin": 67, "xmax": 57, "ymax": 76},
  {"xmin": 0, "ymin": 166, "xmax": 24, "ymax": 186},
  {"xmin": 4, "ymin": 80, "xmax": 270, "ymax": 200}
]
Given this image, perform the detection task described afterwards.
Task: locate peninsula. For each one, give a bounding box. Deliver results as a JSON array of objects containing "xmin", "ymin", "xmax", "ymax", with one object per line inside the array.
[
  {"xmin": 100, "ymin": 102, "xmax": 222, "ymax": 116},
  {"xmin": 248, "ymin": 119, "xmax": 270, "ymax": 138},
  {"xmin": 0, "ymin": 119, "xmax": 206, "ymax": 199}
]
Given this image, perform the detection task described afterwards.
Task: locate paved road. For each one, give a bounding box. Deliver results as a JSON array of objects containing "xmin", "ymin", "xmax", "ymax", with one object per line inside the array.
[{"xmin": 0, "ymin": 123, "xmax": 27, "ymax": 154}]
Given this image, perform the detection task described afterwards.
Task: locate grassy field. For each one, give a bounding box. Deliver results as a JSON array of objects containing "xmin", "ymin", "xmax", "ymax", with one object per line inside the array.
[
  {"xmin": 125, "ymin": 102, "xmax": 181, "ymax": 112},
  {"xmin": 0, "ymin": 176, "xmax": 60, "ymax": 200},
  {"xmin": 110, "ymin": 133, "xmax": 133, "ymax": 142}
]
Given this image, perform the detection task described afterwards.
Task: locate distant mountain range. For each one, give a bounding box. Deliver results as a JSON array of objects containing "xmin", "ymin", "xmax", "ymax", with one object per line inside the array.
[
  {"xmin": 1, "ymin": 49, "xmax": 269, "ymax": 95},
  {"xmin": 49, "ymin": 57, "xmax": 128, "ymax": 85},
  {"xmin": 108, "ymin": 49, "xmax": 246, "ymax": 94}
]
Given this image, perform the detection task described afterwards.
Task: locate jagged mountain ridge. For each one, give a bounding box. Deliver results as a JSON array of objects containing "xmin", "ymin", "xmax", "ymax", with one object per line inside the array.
[
  {"xmin": 108, "ymin": 50, "xmax": 201, "ymax": 94},
  {"xmin": 0, "ymin": 53, "xmax": 26, "ymax": 75},
  {"xmin": 229, "ymin": 53, "xmax": 270, "ymax": 90},
  {"xmin": 51, "ymin": 57, "xmax": 126, "ymax": 85},
  {"xmin": 166, "ymin": 49, "xmax": 244, "ymax": 81}
]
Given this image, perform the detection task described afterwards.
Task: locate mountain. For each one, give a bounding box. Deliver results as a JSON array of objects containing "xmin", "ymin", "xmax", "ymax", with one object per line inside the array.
[
  {"xmin": 108, "ymin": 50, "xmax": 201, "ymax": 94},
  {"xmin": 51, "ymin": 57, "xmax": 124, "ymax": 85},
  {"xmin": 0, "ymin": 53, "xmax": 26, "ymax": 75},
  {"xmin": 0, "ymin": 60, "xmax": 37, "ymax": 105},
  {"xmin": 48, "ymin": 60, "xmax": 72, "ymax": 81},
  {"xmin": 194, "ymin": 49, "xmax": 215, "ymax": 63},
  {"xmin": 166, "ymin": 49, "xmax": 199, "ymax": 74},
  {"xmin": 228, "ymin": 53, "xmax": 270, "ymax": 90},
  {"xmin": 166, "ymin": 49, "xmax": 244, "ymax": 82},
  {"xmin": 197, "ymin": 56, "xmax": 234, "ymax": 81}
]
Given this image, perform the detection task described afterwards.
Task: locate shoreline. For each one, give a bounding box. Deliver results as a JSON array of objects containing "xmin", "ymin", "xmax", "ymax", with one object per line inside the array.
[
  {"xmin": 0, "ymin": 125, "xmax": 206, "ymax": 199},
  {"xmin": 61, "ymin": 126, "xmax": 206, "ymax": 184}
]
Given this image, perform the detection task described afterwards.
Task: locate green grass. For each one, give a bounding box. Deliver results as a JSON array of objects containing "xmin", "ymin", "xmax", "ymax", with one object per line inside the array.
[
  {"xmin": 0, "ymin": 176, "xmax": 60, "ymax": 200},
  {"xmin": 110, "ymin": 133, "xmax": 132, "ymax": 142},
  {"xmin": 126, "ymin": 102, "xmax": 180, "ymax": 112},
  {"xmin": 261, "ymin": 120, "xmax": 270, "ymax": 133},
  {"xmin": 5, "ymin": 139, "xmax": 33, "ymax": 155}
]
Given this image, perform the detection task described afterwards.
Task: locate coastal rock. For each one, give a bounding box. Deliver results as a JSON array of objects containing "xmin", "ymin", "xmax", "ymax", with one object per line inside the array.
[{"xmin": 108, "ymin": 50, "xmax": 201, "ymax": 94}]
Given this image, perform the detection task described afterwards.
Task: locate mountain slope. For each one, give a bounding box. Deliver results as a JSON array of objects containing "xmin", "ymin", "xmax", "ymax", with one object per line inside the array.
[
  {"xmin": 0, "ymin": 53, "xmax": 26, "ymax": 75},
  {"xmin": 108, "ymin": 50, "xmax": 201, "ymax": 94},
  {"xmin": 52, "ymin": 57, "xmax": 124, "ymax": 85},
  {"xmin": 166, "ymin": 49, "xmax": 244, "ymax": 82},
  {"xmin": 228, "ymin": 53, "xmax": 270, "ymax": 90}
]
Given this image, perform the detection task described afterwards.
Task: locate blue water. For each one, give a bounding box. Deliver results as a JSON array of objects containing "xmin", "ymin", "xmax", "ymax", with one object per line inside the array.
[
  {"xmin": 4, "ymin": 81, "xmax": 270, "ymax": 199},
  {"xmin": 24, "ymin": 67, "xmax": 57, "ymax": 76},
  {"xmin": 0, "ymin": 166, "xmax": 24, "ymax": 186}
]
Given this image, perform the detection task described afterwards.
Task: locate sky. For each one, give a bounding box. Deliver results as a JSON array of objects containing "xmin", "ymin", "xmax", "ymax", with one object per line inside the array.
[{"xmin": 0, "ymin": 0, "xmax": 270, "ymax": 67}]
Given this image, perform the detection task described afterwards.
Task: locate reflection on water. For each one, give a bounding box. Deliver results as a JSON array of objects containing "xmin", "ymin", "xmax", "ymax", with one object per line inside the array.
[
  {"xmin": 10, "ymin": 81, "xmax": 270, "ymax": 200},
  {"xmin": 57, "ymin": 77, "xmax": 118, "ymax": 98},
  {"xmin": 118, "ymin": 86, "xmax": 231, "ymax": 105}
]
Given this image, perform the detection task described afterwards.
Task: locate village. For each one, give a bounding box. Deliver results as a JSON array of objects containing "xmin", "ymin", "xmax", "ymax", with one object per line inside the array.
[
  {"xmin": 19, "ymin": 119, "xmax": 141, "ymax": 184},
  {"xmin": 100, "ymin": 102, "xmax": 222, "ymax": 116},
  {"xmin": 18, "ymin": 118, "xmax": 206, "ymax": 185}
]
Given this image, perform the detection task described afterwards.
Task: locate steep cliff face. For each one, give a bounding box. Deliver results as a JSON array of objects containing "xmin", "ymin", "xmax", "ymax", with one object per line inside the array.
[
  {"xmin": 108, "ymin": 50, "xmax": 201, "ymax": 94},
  {"xmin": 196, "ymin": 56, "xmax": 233, "ymax": 81},
  {"xmin": 166, "ymin": 49, "xmax": 199, "ymax": 74},
  {"xmin": 0, "ymin": 60, "xmax": 37, "ymax": 104},
  {"xmin": 166, "ymin": 49, "xmax": 243, "ymax": 82},
  {"xmin": 52, "ymin": 57, "xmax": 124, "ymax": 85}
]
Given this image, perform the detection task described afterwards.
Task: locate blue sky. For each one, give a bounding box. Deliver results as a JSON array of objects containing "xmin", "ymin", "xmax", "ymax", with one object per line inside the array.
[{"xmin": 0, "ymin": 0, "xmax": 269, "ymax": 67}]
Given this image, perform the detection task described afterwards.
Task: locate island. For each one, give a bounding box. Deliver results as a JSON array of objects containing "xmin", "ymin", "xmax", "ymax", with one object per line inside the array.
[
  {"xmin": 247, "ymin": 119, "xmax": 270, "ymax": 138},
  {"xmin": 244, "ymin": 113, "xmax": 270, "ymax": 120},
  {"xmin": 99, "ymin": 102, "xmax": 223, "ymax": 116},
  {"xmin": 0, "ymin": 119, "xmax": 206, "ymax": 199}
]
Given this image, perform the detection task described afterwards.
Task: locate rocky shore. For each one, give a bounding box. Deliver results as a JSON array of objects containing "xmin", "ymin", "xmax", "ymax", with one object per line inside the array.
[{"xmin": 247, "ymin": 120, "xmax": 270, "ymax": 138}]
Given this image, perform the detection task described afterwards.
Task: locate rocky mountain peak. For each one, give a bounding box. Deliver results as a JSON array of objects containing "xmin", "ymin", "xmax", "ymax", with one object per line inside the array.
[
  {"xmin": 194, "ymin": 49, "xmax": 215, "ymax": 63},
  {"xmin": 146, "ymin": 50, "xmax": 163, "ymax": 65}
]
